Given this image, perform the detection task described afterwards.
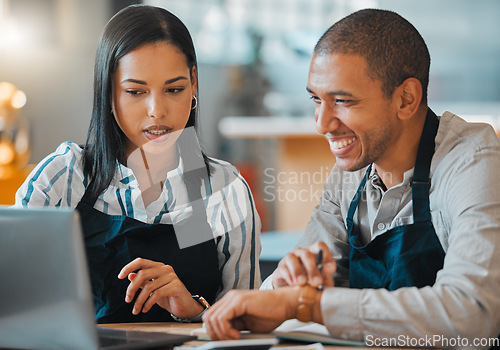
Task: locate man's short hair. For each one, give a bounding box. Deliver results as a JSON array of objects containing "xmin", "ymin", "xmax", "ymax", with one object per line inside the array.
[{"xmin": 315, "ymin": 9, "xmax": 430, "ymax": 104}]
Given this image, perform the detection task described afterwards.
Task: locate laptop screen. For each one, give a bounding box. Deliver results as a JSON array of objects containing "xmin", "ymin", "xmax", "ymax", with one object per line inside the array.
[
  {"xmin": 0, "ymin": 207, "xmax": 195, "ymax": 350},
  {"xmin": 0, "ymin": 207, "xmax": 99, "ymax": 350}
]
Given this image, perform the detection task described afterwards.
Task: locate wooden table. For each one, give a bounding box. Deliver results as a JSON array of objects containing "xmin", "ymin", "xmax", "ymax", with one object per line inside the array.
[
  {"xmin": 99, "ymin": 322, "xmax": 431, "ymax": 349},
  {"xmin": 101, "ymin": 323, "xmax": 206, "ymax": 347}
]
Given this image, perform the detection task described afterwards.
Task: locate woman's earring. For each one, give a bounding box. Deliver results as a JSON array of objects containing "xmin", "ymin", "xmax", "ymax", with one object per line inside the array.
[{"xmin": 191, "ymin": 96, "xmax": 198, "ymax": 110}]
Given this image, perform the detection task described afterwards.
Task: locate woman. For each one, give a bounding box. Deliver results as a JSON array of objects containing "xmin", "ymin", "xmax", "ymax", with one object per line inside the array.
[{"xmin": 14, "ymin": 5, "xmax": 261, "ymax": 323}]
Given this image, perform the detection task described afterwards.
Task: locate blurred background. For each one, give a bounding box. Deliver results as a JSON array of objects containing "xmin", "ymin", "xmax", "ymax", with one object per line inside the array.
[{"xmin": 1, "ymin": 0, "xmax": 500, "ymax": 234}]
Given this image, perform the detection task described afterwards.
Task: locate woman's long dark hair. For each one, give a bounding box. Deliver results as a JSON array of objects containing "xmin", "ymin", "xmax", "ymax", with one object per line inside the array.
[{"xmin": 83, "ymin": 5, "xmax": 210, "ymax": 196}]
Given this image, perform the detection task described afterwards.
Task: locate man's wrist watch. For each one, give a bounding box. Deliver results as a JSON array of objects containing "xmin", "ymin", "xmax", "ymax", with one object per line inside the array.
[
  {"xmin": 296, "ymin": 285, "xmax": 319, "ymax": 322},
  {"xmin": 170, "ymin": 295, "xmax": 210, "ymax": 323}
]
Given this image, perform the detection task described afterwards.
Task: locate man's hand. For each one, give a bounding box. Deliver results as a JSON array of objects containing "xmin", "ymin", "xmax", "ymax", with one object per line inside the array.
[
  {"xmin": 202, "ymin": 287, "xmax": 301, "ymax": 340},
  {"xmin": 272, "ymin": 241, "xmax": 336, "ymax": 289}
]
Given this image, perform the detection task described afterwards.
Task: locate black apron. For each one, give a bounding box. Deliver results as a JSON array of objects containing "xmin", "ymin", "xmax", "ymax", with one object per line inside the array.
[
  {"xmin": 76, "ymin": 173, "xmax": 221, "ymax": 324},
  {"xmin": 347, "ymin": 109, "xmax": 445, "ymax": 290}
]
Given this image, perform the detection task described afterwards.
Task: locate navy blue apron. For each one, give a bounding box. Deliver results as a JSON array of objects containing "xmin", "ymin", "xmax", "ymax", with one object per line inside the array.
[
  {"xmin": 347, "ymin": 109, "xmax": 445, "ymax": 290},
  {"xmin": 75, "ymin": 171, "xmax": 221, "ymax": 324}
]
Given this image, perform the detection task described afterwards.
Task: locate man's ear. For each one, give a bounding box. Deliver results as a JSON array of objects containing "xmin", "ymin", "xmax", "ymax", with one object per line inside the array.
[{"xmin": 396, "ymin": 78, "xmax": 422, "ymax": 121}]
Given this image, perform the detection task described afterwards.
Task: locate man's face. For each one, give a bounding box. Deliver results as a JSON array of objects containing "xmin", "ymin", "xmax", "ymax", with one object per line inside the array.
[{"xmin": 307, "ymin": 53, "xmax": 400, "ymax": 172}]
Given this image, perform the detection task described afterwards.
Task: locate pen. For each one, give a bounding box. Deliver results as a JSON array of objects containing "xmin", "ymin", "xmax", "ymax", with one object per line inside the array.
[{"xmin": 316, "ymin": 249, "xmax": 323, "ymax": 290}]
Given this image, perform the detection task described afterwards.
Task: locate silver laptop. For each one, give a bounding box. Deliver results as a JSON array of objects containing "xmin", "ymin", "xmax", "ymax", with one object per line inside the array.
[{"xmin": 0, "ymin": 207, "xmax": 195, "ymax": 350}]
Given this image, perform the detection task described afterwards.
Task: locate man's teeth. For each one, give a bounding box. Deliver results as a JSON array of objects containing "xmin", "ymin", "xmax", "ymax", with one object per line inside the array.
[
  {"xmin": 147, "ymin": 130, "xmax": 168, "ymax": 135},
  {"xmin": 331, "ymin": 137, "xmax": 355, "ymax": 150}
]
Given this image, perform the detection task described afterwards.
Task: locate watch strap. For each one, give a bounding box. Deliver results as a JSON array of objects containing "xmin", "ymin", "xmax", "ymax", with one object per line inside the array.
[
  {"xmin": 296, "ymin": 285, "xmax": 318, "ymax": 322},
  {"xmin": 170, "ymin": 295, "xmax": 210, "ymax": 323}
]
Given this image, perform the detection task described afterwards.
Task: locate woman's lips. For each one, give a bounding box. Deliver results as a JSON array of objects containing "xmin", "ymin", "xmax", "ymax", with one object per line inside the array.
[{"xmin": 143, "ymin": 127, "xmax": 172, "ymax": 142}]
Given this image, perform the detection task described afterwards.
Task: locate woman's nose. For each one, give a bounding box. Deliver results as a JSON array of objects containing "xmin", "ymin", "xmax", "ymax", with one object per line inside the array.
[{"xmin": 147, "ymin": 93, "xmax": 167, "ymax": 119}]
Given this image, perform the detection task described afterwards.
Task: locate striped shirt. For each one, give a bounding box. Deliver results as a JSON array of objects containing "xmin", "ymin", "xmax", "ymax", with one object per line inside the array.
[{"xmin": 14, "ymin": 141, "xmax": 261, "ymax": 298}]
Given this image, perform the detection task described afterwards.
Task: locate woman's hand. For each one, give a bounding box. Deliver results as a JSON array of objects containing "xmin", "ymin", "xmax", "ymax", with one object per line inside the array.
[{"xmin": 117, "ymin": 258, "xmax": 204, "ymax": 318}]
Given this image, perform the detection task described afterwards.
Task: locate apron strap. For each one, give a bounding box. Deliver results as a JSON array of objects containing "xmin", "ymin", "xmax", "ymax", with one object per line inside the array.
[
  {"xmin": 80, "ymin": 180, "xmax": 100, "ymax": 207},
  {"xmin": 345, "ymin": 108, "xmax": 440, "ymax": 232},
  {"xmin": 411, "ymin": 109, "xmax": 439, "ymax": 224},
  {"xmin": 346, "ymin": 164, "xmax": 372, "ymax": 234}
]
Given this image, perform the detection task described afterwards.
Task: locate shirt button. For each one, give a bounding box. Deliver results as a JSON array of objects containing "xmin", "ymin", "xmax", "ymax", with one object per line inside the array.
[{"xmin": 377, "ymin": 222, "xmax": 386, "ymax": 230}]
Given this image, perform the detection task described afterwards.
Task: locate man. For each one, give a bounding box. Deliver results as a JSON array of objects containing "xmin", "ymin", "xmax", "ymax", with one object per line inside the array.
[{"xmin": 203, "ymin": 8, "xmax": 500, "ymax": 346}]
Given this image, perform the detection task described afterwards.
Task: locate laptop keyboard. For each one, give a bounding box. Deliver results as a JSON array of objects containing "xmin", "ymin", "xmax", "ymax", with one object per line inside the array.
[
  {"xmin": 98, "ymin": 328, "xmax": 155, "ymax": 349},
  {"xmin": 96, "ymin": 327, "xmax": 194, "ymax": 349},
  {"xmin": 99, "ymin": 335, "xmax": 144, "ymax": 347}
]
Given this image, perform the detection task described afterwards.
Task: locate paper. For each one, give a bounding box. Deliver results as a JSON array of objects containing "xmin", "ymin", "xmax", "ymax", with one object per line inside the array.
[
  {"xmin": 274, "ymin": 343, "xmax": 325, "ymax": 350},
  {"xmin": 274, "ymin": 320, "xmax": 364, "ymax": 347},
  {"xmin": 191, "ymin": 320, "xmax": 364, "ymax": 347},
  {"xmin": 190, "ymin": 327, "xmax": 275, "ymax": 341},
  {"xmin": 175, "ymin": 342, "xmax": 324, "ymax": 350}
]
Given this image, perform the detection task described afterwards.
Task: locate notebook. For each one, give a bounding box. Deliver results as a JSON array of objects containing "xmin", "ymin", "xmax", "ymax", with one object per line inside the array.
[
  {"xmin": 274, "ymin": 320, "xmax": 364, "ymax": 346},
  {"xmin": 0, "ymin": 206, "xmax": 196, "ymax": 350},
  {"xmin": 191, "ymin": 319, "xmax": 364, "ymax": 347}
]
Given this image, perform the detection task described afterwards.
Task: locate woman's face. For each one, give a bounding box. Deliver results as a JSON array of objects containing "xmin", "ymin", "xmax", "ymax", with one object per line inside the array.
[{"xmin": 111, "ymin": 42, "xmax": 197, "ymax": 158}]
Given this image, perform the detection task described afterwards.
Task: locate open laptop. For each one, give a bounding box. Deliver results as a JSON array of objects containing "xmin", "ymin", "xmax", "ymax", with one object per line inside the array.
[{"xmin": 0, "ymin": 207, "xmax": 196, "ymax": 350}]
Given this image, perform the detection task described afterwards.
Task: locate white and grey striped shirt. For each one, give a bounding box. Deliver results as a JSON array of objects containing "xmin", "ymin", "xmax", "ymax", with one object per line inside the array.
[{"xmin": 14, "ymin": 141, "xmax": 261, "ymax": 298}]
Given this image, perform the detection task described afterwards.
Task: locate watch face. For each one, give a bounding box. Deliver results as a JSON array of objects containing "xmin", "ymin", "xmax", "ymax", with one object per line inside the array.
[{"xmin": 193, "ymin": 295, "xmax": 210, "ymax": 309}]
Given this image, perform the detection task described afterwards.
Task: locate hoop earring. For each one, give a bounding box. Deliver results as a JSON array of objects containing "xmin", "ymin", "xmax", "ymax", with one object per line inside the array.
[{"xmin": 191, "ymin": 95, "xmax": 198, "ymax": 110}]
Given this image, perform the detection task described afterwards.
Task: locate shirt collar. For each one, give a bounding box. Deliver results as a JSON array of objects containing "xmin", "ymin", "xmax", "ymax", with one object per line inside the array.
[
  {"xmin": 115, "ymin": 156, "xmax": 186, "ymax": 187},
  {"xmin": 369, "ymin": 166, "xmax": 415, "ymax": 191}
]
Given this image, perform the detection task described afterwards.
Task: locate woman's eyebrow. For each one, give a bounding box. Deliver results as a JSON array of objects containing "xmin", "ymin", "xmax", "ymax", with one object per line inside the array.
[
  {"xmin": 165, "ymin": 76, "xmax": 188, "ymax": 84},
  {"xmin": 121, "ymin": 78, "xmax": 146, "ymax": 85},
  {"xmin": 121, "ymin": 76, "xmax": 188, "ymax": 85}
]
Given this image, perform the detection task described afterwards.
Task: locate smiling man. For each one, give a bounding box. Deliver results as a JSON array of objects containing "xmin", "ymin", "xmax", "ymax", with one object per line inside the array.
[{"xmin": 203, "ymin": 8, "xmax": 500, "ymax": 347}]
